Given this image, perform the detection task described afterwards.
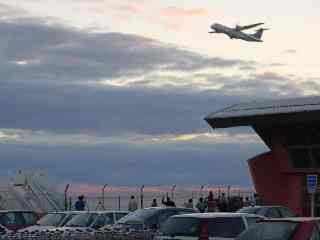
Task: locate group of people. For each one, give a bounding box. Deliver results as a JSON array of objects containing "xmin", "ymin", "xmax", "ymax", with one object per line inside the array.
[
  {"xmin": 127, "ymin": 195, "xmax": 176, "ymax": 212},
  {"xmin": 75, "ymin": 192, "xmax": 259, "ymax": 213},
  {"xmin": 189, "ymin": 192, "xmax": 259, "ymax": 213}
]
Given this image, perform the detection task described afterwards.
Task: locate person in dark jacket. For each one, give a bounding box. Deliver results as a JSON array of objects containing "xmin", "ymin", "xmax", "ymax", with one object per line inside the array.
[
  {"xmin": 75, "ymin": 195, "xmax": 86, "ymax": 211},
  {"xmin": 196, "ymin": 197, "xmax": 206, "ymax": 213},
  {"xmin": 162, "ymin": 196, "xmax": 176, "ymax": 207},
  {"xmin": 206, "ymin": 191, "xmax": 216, "ymax": 212},
  {"xmin": 151, "ymin": 198, "xmax": 158, "ymax": 207}
]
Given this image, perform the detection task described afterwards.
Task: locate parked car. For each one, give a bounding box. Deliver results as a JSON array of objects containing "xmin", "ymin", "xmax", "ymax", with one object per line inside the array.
[
  {"xmin": 235, "ymin": 217, "xmax": 320, "ymax": 240},
  {"xmin": 19, "ymin": 211, "xmax": 84, "ymax": 232},
  {"xmin": 105, "ymin": 207, "xmax": 198, "ymax": 232},
  {"xmin": 0, "ymin": 210, "xmax": 39, "ymax": 231},
  {"xmin": 57, "ymin": 211, "xmax": 129, "ymax": 240},
  {"xmin": 156, "ymin": 213, "xmax": 264, "ymax": 240},
  {"xmin": 237, "ymin": 205, "xmax": 296, "ymax": 218},
  {"xmin": 60, "ymin": 210, "xmax": 129, "ymax": 230},
  {"xmin": 0, "ymin": 224, "xmax": 10, "ymax": 240}
]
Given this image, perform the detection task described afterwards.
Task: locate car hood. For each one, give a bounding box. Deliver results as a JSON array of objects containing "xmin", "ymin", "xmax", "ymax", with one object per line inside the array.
[
  {"xmin": 53, "ymin": 227, "xmax": 95, "ymax": 233},
  {"xmin": 111, "ymin": 221, "xmax": 145, "ymax": 232},
  {"xmin": 19, "ymin": 226, "xmax": 56, "ymax": 232}
]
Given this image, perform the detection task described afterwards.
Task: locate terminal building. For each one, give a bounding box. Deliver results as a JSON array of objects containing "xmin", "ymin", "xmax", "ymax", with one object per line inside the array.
[{"xmin": 205, "ymin": 96, "xmax": 320, "ymax": 216}]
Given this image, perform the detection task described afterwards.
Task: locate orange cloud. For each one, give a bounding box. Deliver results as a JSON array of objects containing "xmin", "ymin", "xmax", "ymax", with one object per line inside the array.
[{"xmin": 161, "ymin": 7, "xmax": 208, "ymax": 18}]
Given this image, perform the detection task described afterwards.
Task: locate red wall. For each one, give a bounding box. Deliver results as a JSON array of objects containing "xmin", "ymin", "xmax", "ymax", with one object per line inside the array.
[{"xmin": 247, "ymin": 128, "xmax": 306, "ymax": 215}]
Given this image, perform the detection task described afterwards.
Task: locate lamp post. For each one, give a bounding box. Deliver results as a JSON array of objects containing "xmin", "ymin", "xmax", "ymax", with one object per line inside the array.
[
  {"xmin": 64, "ymin": 184, "xmax": 70, "ymax": 211},
  {"xmin": 199, "ymin": 185, "xmax": 204, "ymax": 197},
  {"xmin": 171, "ymin": 184, "xmax": 176, "ymax": 200},
  {"xmin": 140, "ymin": 185, "xmax": 145, "ymax": 209},
  {"xmin": 102, "ymin": 184, "xmax": 108, "ymax": 210}
]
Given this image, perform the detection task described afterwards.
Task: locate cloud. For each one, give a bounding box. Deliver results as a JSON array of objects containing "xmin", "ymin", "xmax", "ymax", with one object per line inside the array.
[
  {"xmin": 0, "ymin": 15, "xmax": 318, "ymax": 186},
  {"xmin": 0, "ymin": 128, "xmax": 261, "ymax": 146},
  {"xmin": 0, "ymin": 140, "xmax": 266, "ymax": 186},
  {"xmin": 160, "ymin": 7, "xmax": 208, "ymax": 18},
  {"xmin": 283, "ymin": 49, "xmax": 298, "ymax": 55},
  {"xmin": 0, "ymin": 17, "xmax": 255, "ymax": 86},
  {"xmin": 116, "ymin": 3, "xmax": 145, "ymax": 14}
]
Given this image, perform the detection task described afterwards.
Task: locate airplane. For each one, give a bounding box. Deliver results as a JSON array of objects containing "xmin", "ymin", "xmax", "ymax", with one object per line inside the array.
[{"xmin": 209, "ymin": 23, "xmax": 268, "ymax": 42}]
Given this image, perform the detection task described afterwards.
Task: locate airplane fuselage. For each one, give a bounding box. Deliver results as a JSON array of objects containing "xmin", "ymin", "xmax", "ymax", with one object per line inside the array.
[{"xmin": 210, "ymin": 23, "xmax": 263, "ymax": 42}]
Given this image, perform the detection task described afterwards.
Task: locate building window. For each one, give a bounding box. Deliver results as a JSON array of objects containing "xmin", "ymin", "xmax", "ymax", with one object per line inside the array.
[
  {"xmin": 290, "ymin": 149, "xmax": 311, "ymax": 168},
  {"xmin": 312, "ymin": 149, "xmax": 320, "ymax": 168}
]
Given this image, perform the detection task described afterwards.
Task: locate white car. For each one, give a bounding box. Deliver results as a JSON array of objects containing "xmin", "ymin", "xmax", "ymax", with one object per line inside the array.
[
  {"xmin": 237, "ymin": 206, "xmax": 296, "ymax": 218},
  {"xmin": 19, "ymin": 211, "xmax": 84, "ymax": 233},
  {"xmin": 156, "ymin": 213, "xmax": 264, "ymax": 240},
  {"xmin": 57, "ymin": 211, "xmax": 128, "ymax": 239}
]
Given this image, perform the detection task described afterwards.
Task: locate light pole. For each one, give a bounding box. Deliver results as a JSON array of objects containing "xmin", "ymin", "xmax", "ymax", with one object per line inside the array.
[
  {"xmin": 102, "ymin": 184, "xmax": 108, "ymax": 210},
  {"xmin": 199, "ymin": 185, "xmax": 204, "ymax": 197},
  {"xmin": 64, "ymin": 184, "xmax": 70, "ymax": 211},
  {"xmin": 171, "ymin": 184, "xmax": 176, "ymax": 200},
  {"xmin": 140, "ymin": 185, "xmax": 145, "ymax": 209}
]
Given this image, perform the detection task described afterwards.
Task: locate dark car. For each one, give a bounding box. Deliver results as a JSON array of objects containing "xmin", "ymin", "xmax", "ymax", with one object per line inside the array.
[
  {"xmin": 0, "ymin": 210, "xmax": 39, "ymax": 231},
  {"xmin": 237, "ymin": 206, "xmax": 295, "ymax": 218},
  {"xmin": 235, "ymin": 217, "xmax": 320, "ymax": 240},
  {"xmin": 107, "ymin": 207, "xmax": 197, "ymax": 232},
  {"xmin": 156, "ymin": 213, "xmax": 264, "ymax": 240}
]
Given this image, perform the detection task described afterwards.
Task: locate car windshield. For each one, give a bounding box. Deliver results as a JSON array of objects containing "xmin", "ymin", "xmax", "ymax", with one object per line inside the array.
[
  {"xmin": 117, "ymin": 208, "xmax": 159, "ymax": 224},
  {"xmin": 237, "ymin": 207, "xmax": 260, "ymax": 214},
  {"xmin": 160, "ymin": 217, "xmax": 200, "ymax": 237},
  {"xmin": 65, "ymin": 213, "xmax": 98, "ymax": 227},
  {"xmin": 235, "ymin": 222, "xmax": 298, "ymax": 240},
  {"xmin": 37, "ymin": 213, "xmax": 67, "ymax": 226}
]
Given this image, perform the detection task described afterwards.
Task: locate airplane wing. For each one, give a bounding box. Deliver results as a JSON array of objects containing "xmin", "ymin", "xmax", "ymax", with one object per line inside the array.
[{"xmin": 236, "ymin": 23, "xmax": 264, "ymax": 31}]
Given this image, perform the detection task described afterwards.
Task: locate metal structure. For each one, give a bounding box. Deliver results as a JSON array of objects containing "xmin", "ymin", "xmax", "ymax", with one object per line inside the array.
[
  {"xmin": 140, "ymin": 185, "xmax": 145, "ymax": 209},
  {"xmin": 0, "ymin": 171, "xmax": 64, "ymax": 212},
  {"xmin": 102, "ymin": 184, "xmax": 108, "ymax": 209}
]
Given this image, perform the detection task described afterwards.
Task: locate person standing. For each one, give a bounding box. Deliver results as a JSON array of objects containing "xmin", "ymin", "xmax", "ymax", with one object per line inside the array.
[
  {"xmin": 196, "ymin": 197, "xmax": 206, "ymax": 213},
  {"xmin": 128, "ymin": 195, "xmax": 138, "ymax": 212},
  {"xmin": 218, "ymin": 193, "xmax": 228, "ymax": 212},
  {"xmin": 75, "ymin": 195, "xmax": 86, "ymax": 211},
  {"xmin": 162, "ymin": 196, "xmax": 176, "ymax": 207},
  {"xmin": 151, "ymin": 198, "xmax": 158, "ymax": 207},
  {"xmin": 206, "ymin": 191, "xmax": 216, "ymax": 212},
  {"xmin": 185, "ymin": 198, "xmax": 194, "ymax": 209}
]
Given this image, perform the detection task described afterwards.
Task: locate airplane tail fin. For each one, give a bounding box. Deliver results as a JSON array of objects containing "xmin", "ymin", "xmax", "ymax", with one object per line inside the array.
[{"xmin": 253, "ymin": 28, "xmax": 269, "ymax": 39}]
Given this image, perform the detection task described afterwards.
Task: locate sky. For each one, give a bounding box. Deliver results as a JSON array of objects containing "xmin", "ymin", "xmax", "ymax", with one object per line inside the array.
[{"xmin": 0, "ymin": 0, "xmax": 319, "ymax": 191}]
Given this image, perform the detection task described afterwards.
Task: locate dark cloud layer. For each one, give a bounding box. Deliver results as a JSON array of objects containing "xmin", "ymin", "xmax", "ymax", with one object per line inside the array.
[
  {"xmin": 0, "ymin": 18, "xmax": 254, "ymax": 85},
  {"xmin": 0, "ymin": 142, "xmax": 267, "ymax": 186}
]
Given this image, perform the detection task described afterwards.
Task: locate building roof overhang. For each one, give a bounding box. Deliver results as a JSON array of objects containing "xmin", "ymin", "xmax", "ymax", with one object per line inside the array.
[
  {"xmin": 205, "ymin": 96, "xmax": 320, "ymax": 149},
  {"xmin": 205, "ymin": 96, "xmax": 320, "ymax": 129}
]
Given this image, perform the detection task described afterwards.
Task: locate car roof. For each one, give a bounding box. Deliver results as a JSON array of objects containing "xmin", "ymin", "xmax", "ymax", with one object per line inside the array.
[
  {"xmin": 71, "ymin": 210, "xmax": 128, "ymax": 214},
  {"xmin": 172, "ymin": 212, "xmax": 264, "ymax": 219},
  {"xmin": 262, "ymin": 217, "xmax": 320, "ymax": 223},
  {"xmin": 241, "ymin": 205, "xmax": 287, "ymax": 209},
  {"xmin": 46, "ymin": 211, "xmax": 85, "ymax": 214},
  {"xmin": 0, "ymin": 210, "xmax": 36, "ymax": 213},
  {"xmin": 143, "ymin": 207, "xmax": 196, "ymax": 211}
]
